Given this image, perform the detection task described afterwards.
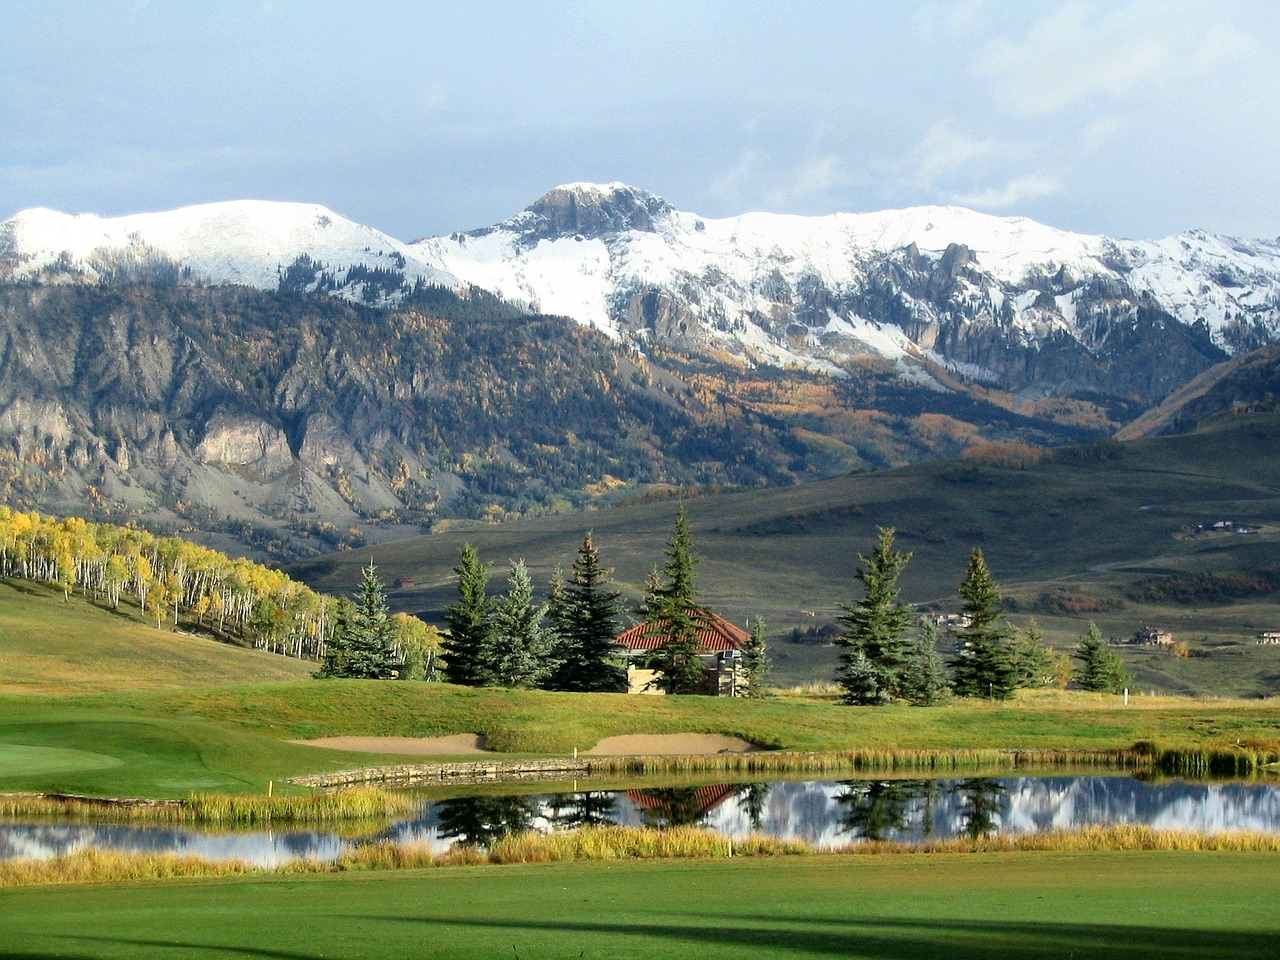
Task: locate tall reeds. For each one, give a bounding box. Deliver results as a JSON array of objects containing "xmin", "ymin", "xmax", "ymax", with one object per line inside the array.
[
  {"xmin": 5, "ymin": 824, "xmax": 1278, "ymax": 888},
  {"xmin": 0, "ymin": 786, "xmax": 417, "ymax": 825}
]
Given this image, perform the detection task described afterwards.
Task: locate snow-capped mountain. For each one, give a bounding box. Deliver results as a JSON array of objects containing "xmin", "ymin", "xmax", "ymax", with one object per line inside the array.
[
  {"xmin": 413, "ymin": 183, "xmax": 1280, "ymax": 394},
  {"xmin": 4, "ymin": 184, "xmax": 1279, "ymax": 399},
  {"xmin": 0, "ymin": 200, "xmax": 458, "ymax": 301}
]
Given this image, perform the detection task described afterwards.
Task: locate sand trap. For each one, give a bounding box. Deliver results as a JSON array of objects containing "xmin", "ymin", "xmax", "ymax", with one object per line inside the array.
[
  {"xmin": 289, "ymin": 734, "xmax": 489, "ymax": 755},
  {"xmin": 584, "ymin": 733, "xmax": 758, "ymax": 756}
]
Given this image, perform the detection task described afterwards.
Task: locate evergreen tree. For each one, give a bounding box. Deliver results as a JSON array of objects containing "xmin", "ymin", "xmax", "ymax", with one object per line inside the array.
[
  {"xmin": 546, "ymin": 532, "xmax": 628, "ymax": 692},
  {"xmin": 315, "ymin": 597, "xmax": 353, "ymax": 678},
  {"xmin": 901, "ymin": 619, "xmax": 950, "ymax": 705},
  {"xmin": 950, "ymin": 549, "xmax": 1019, "ymax": 699},
  {"xmin": 742, "ymin": 618, "xmax": 771, "ymax": 698},
  {"xmin": 1008, "ymin": 619, "xmax": 1056, "ymax": 689},
  {"xmin": 643, "ymin": 505, "xmax": 712, "ymax": 694},
  {"xmin": 482, "ymin": 559, "xmax": 553, "ymax": 688},
  {"xmin": 342, "ymin": 561, "xmax": 399, "ymax": 679},
  {"xmin": 836, "ymin": 527, "xmax": 914, "ymax": 704},
  {"xmin": 1074, "ymin": 622, "xmax": 1134, "ymax": 693},
  {"xmin": 441, "ymin": 544, "xmax": 491, "ymax": 686}
]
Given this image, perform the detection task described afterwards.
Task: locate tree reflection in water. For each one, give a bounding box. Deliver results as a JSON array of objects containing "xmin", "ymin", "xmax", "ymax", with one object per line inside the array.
[
  {"xmin": 951, "ymin": 778, "xmax": 1007, "ymax": 839},
  {"xmin": 547, "ymin": 791, "xmax": 619, "ymax": 829},
  {"xmin": 629, "ymin": 785, "xmax": 740, "ymax": 828},
  {"xmin": 434, "ymin": 795, "xmax": 539, "ymax": 847},
  {"xmin": 834, "ymin": 779, "xmax": 935, "ymax": 841},
  {"xmin": 737, "ymin": 783, "xmax": 771, "ymax": 832}
]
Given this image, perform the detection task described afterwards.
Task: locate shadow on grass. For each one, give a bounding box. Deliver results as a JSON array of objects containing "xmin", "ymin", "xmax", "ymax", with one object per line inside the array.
[
  {"xmin": 19, "ymin": 935, "xmax": 324, "ymax": 960},
  {"xmin": 359, "ymin": 913, "xmax": 1276, "ymax": 959}
]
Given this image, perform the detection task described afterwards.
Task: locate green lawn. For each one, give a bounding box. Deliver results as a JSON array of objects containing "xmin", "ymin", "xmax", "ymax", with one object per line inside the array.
[
  {"xmin": 0, "ymin": 580, "xmax": 313, "ymax": 693},
  {"xmin": 0, "ymin": 851, "xmax": 1275, "ymax": 958},
  {"xmin": 1, "ymin": 680, "xmax": 1278, "ymax": 798}
]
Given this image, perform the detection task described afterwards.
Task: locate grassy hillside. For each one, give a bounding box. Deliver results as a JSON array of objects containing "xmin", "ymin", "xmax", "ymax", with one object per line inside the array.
[
  {"xmin": 0, "ymin": 579, "xmax": 313, "ymax": 693},
  {"xmin": 2, "ymin": 679, "xmax": 1278, "ymax": 797},
  {"xmin": 291, "ymin": 410, "xmax": 1280, "ymax": 694}
]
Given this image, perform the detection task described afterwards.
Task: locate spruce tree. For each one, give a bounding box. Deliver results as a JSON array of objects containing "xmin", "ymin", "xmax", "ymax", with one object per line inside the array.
[
  {"xmin": 901, "ymin": 619, "xmax": 950, "ymax": 705},
  {"xmin": 836, "ymin": 527, "xmax": 913, "ymax": 704},
  {"xmin": 546, "ymin": 532, "xmax": 628, "ymax": 693},
  {"xmin": 343, "ymin": 561, "xmax": 399, "ymax": 679},
  {"xmin": 742, "ymin": 618, "xmax": 771, "ymax": 698},
  {"xmin": 643, "ymin": 505, "xmax": 712, "ymax": 694},
  {"xmin": 315, "ymin": 597, "xmax": 353, "ymax": 678},
  {"xmin": 1008, "ymin": 619, "xmax": 1056, "ymax": 689},
  {"xmin": 1074, "ymin": 622, "xmax": 1134, "ymax": 693},
  {"xmin": 442, "ymin": 544, "xmax": 491, "ymax": 686},
  {"xmin": 482, "ymin": 559, "xmax": 553, "ymax": 688},
  {"xmin": 950, "ymin": 549, "xmax": 1019, "ymax": 699}
]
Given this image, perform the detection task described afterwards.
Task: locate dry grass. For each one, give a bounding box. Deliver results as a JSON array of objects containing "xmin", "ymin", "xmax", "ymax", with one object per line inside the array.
[
  {"xmin": 5, "ymin": 824, "xmax": 1279, "ymax": 888},
  {"xmin": 0, "ymin": 786, "xmax": 417, "ymax": 825}
]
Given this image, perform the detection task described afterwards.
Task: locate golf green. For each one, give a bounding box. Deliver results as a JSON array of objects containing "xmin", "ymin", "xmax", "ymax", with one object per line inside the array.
[
  {"xmin": 0, "ymin": 742, "xmax": 123, "ymax": 777},
  {"xmin": 0, "ymin": 851, "xmax": 1275, "ymax": 958}
]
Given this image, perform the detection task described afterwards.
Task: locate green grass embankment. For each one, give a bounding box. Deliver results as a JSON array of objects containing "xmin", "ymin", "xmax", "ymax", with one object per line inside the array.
[
  {"xmin": 1, "ymin": 849, "xmax": 1277, "ymax": 958},
  {"xmin": 1, "ymin": 680, "xmax": 1278, "ymax": 798}
]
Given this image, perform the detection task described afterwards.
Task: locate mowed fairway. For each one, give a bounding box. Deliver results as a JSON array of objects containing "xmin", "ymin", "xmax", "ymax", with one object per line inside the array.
[{"xmin": 0, "ymin": 852, "xmax": 1276, "ymax": 959}]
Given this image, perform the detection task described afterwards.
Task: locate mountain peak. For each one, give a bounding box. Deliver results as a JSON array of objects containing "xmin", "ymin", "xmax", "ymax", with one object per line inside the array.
[{"xmin": 523, "ymin": 182, "xmax": 674, "ymax": 238}]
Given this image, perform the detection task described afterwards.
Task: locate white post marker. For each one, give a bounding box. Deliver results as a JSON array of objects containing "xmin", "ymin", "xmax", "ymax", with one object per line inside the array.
[{"xmin": 1124, "ymin": 689, "xmax": 1129, "ymax": 706}]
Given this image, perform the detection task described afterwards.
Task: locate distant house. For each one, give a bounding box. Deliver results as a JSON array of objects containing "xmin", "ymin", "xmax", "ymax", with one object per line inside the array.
[
  {"xmin": 615, "ymin": 612, "xmax": 751, "ymax": 697},
  {"xmin": 1134, "ymin": 626, "xmax": 1174, "ymax": 646},
  {"xmin": 1258, "ymin": 632, "xmax": 1280, "ymax": 645},
  {"xmin": 394, "ymin": 577, "xmax": 415, "ymax": 589}
]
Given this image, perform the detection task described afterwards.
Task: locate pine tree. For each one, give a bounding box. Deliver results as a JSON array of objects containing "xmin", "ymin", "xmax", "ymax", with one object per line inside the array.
[
  {"xmin": 342, "ymin": 561, "xmax": 399, "ymax": 679},
  {"xmin": 546, "ymin": 532, "xmax": 628, "ymax": 692},
  {"xmin": 643, "ymin": 505, "xmax": 713, "ymax": 694},
  {"xmin": 482, "ymin": 559, "xmax": 553, "ymax": 688},
  {"xmin": 441, "ymin": 544, "xmax": 491, "ymax": 686},
  {"xmin": 901, "ymin": 619, "xmax": 950, "ymax": 706},
  {"xmin": 836, "ymin": 527, "xmax": 913, "ymax": 704},
  {"xmin": 950, "ymin": 549, "xmax": 1019, "ymax": 699},
  {"xmin": 1008, "ymin": 619, "xmax": 1056, "ymax": 689},
  {"xmin": 742, "ymin": 618, "xmax": 771, "ymax": 698},
  {"xmin": 315, "ymin": 597, "xmax": 353, "ymax": 678},
  {"xmin": 1074, "ymin": 622, "xmax": 1134, "ymax": 693}
]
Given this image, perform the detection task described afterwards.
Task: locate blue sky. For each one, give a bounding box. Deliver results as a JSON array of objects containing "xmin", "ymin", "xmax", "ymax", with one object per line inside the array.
[{"xmin": 3, "ymin": 0, "xmax": 1278, "ymax": 240}]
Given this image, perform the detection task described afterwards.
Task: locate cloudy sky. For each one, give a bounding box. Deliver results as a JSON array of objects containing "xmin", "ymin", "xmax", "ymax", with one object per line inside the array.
[{"xmin": 3, "ymin": 0, "xmax": 1278, "ymax": 241}]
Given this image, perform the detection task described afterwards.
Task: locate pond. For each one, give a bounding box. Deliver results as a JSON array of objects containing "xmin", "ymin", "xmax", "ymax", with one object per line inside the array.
[{"xmin": 4, "ymin": 774, "xmax": 1280, "ymax": 867}]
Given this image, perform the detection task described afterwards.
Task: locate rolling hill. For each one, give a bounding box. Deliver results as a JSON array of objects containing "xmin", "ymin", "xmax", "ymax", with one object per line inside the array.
[{"xmin": 289, "ymin": 410, "xmax": 1280, "ymax": 696}]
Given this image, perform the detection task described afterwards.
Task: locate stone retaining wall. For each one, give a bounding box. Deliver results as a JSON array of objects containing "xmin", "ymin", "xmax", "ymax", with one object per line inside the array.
[{"xmin": 287, "ymin": 757, "xmax": 596, "ymax": 788}]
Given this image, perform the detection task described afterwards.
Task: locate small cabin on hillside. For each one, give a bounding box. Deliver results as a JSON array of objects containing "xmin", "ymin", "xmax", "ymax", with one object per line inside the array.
[
  {"xmin": 615, "ymin": 612, "xmax": 751, "ymax": 697},
  {"xmin": 1258, "ymin": 631, "xmax": 1280, "ymax": 645},
  {"xmin": 1134, "ymin": 626, "xmax": 1174, "ymax": 646}
]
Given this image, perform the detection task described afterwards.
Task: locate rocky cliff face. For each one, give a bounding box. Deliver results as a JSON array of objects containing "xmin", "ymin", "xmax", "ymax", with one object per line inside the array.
[{"xmin": 418, "ymin": 183, "xmax": 1277, "ymax": 403}]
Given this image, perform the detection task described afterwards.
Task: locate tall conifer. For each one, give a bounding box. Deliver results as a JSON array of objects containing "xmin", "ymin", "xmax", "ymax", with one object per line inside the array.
[
  {"xmin": 442, "ymin": 544, "xmax": 491, "ymax": 686},
  {"xmin": 643, "ymin": 505, "xmax": 712, "ymax": 694},
  {"xmin": 950, "ymin": 549, "xmax": 1018, "ymax": 699}
]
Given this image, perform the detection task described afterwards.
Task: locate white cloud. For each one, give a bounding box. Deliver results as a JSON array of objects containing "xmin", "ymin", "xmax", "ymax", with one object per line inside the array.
[
  {"xmin": 974, "ymin": 2, "xmax": 1256, "ymax": 116},
  {"xmin": 911, "ymin": 119, "xmax": 1029, "ymax": 187},
  {"xmin": 950, "ymin": 173, "xmax": 1064, "ymax": 209},
  {"xmin": 765, "ymin": 155, "xmax": 840, "ymax": 208}
]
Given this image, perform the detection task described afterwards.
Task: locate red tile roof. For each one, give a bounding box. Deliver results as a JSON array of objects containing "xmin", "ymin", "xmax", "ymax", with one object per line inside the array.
[
  {"xmin": 625, "ymin": 784, "xmax": 739, "ymax": 817},
  {"xmin": 615, "ymin": 611, "xmax": 751, "ymax": 653}
]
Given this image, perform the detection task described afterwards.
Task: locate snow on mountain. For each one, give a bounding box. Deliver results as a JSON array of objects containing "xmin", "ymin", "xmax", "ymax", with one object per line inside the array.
[
  {"xmin": 411, "ymin": 183, "xmax": 1280, "ymax": 381},
  {"xmin": 4, "ymin": 185, "xmax": 1278, "ymax": 387},
  {"xmin": 1, "ymin": 200, "xmax": 458, "ymax": 299}
]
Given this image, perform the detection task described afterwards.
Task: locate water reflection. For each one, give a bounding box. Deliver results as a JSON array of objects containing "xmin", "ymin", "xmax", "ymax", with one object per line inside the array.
[{"xmin": 4, "ymin": 775, "xmax": 1280, "ymax": 865}]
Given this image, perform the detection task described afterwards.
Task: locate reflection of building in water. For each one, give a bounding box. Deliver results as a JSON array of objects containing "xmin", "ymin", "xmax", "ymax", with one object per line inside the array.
[{"xmin": 627, "ymin": 784, "xmax": 739, "ymax": 827}]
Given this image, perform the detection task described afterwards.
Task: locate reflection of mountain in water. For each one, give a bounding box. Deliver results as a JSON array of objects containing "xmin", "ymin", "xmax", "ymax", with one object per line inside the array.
[{"xmin": 4, "ymin": 777, "xmax": 1279, "ymax": 864}]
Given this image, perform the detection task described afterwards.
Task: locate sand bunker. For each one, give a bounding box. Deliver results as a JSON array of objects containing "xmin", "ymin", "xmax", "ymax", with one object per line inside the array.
[
  {"xmin": 584, "ymin": 733, "xmax": 758, "ymax": 756},
  {"xmin": 289, "ymin": 734, "xmax": 489, "ymax": 755}
]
